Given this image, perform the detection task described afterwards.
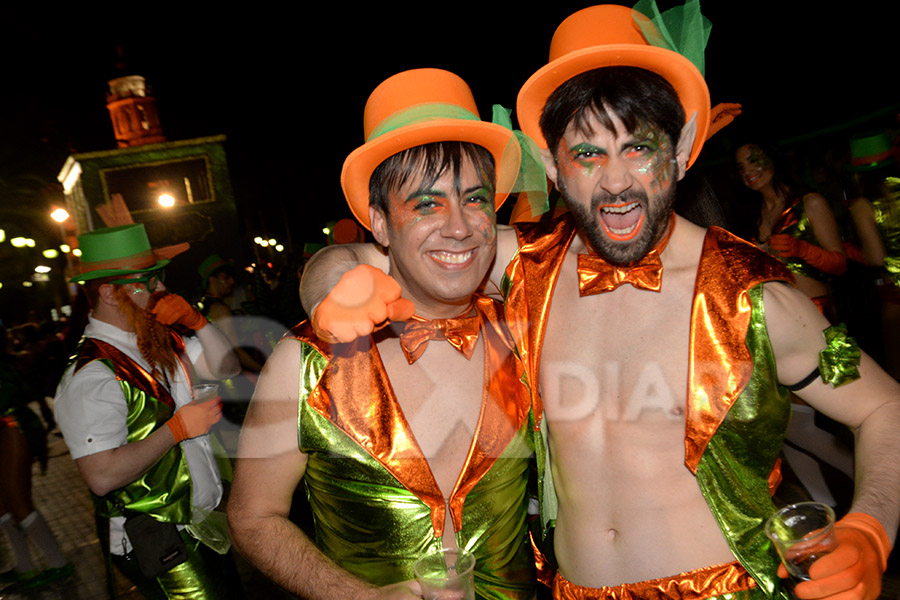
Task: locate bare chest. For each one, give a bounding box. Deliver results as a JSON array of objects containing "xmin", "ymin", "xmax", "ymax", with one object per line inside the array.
[
  {"xmin": 539, "ymin": 257, "xmax": 695, "ymax": 428},
  {"xmin": 376, "ymin": 337, "xmax": 485, "ymax": 492}
]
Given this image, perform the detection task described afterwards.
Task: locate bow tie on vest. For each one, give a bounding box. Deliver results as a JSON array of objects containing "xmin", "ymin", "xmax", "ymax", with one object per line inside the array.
[
  {"xmin": 577, "ymin": 216, "xmax": 676, "ymax": 296},
  {"xmin": 398, "ymin": 308, "xmax": 481, "ymax": 365}
]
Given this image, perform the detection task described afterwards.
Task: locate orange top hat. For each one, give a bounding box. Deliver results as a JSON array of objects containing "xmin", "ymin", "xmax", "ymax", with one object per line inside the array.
[
  {"xmin": 341, "ymin": 68, "xmax": 521, "ymax": 229},
  {"xmin": 517, "ymin": 4, "xmax": 711, "ymax": 168}
]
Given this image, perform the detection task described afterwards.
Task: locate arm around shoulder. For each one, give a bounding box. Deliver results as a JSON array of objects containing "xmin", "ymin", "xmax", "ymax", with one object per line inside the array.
[{"xmin": 300, "ymin": 243, "xmax": 389, "ymax": 316}]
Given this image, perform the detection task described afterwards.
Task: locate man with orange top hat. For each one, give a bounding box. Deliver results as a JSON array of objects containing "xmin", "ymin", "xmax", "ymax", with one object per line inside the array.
[
  {"xmin": 54, "ymin": 223, "xmax": 242, "ymax": 599},
  {"xmin": 227, "ymin": 69, "xmax": 539, "ymax": 599},
  {"xmin": 299, "ymin": 2, "xmax": 900, "ymax": 600}
]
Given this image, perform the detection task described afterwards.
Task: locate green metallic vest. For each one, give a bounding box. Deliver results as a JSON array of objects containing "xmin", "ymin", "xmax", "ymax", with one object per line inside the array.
[
  {"xmin": 72, "ymin": 337, "xmax": 194, "ymax": 525},
  {"xmin": 694, "ymin": 285, "xmax": 792, "ymax": 600},
  {"xmin": 288, "ymin": 304, "xmax": 537, "ymax": 600}
]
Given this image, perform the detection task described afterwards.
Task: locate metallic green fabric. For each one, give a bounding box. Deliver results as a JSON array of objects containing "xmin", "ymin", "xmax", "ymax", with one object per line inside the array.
[
  {"xmin": 777, "ymin": 195, "xmax": 830, "ymax": 282},
  {"xmin": 155, "ymin": 532, "xmax": 230, "ymax": 600},
  {"xmin": 87, "ymin": 358, "xmax": 194, "ymax": 524},
  {"xmin": 871, "ymin": 181, "xmax": 900, "ymax": 287},
  {"xmin": 819, "ymin": 324, "xmax": 861, "ymax": 387},
  {"xmin": 695, "ymin": 285, "xmax": 792, "ymax": 600},
  {"xmin": 297, "ymin": 342, "xmax": 536, "ymax": 599}
]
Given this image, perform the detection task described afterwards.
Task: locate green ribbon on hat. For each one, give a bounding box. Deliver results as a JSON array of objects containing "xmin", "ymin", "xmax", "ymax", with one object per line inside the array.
[
  {"xmin": 633, "ymin": 0, "xmax": 712, "ymax": 77},
  {"xmin": 367, "ymin": 103, "xmax": 481, "ymax": 142},
  {"xmin": 366, "ymin": 101, "xmax": 549, "ymax": 218},
  {"xmin": 493, "ymin": 104, "xmax": 549, "ymax": 218}
]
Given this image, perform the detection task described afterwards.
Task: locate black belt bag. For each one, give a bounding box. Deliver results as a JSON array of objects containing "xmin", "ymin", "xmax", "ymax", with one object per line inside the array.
[{"xmin": 123, "ymin": 512, "xmax": 188, "ymax": 578}]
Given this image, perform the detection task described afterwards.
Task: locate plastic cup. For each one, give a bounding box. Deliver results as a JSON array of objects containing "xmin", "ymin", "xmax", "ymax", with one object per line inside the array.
[
  {"xmin": 765, "ymin": 501, "xmax": 838, "ymax": 582},
  {"xmin": 192, "ymin": 383, "xmax": 219, "ymax": 403},
  {"xmin": 413, "ymin": 548, "xmax": 475, "ymax": 600}
]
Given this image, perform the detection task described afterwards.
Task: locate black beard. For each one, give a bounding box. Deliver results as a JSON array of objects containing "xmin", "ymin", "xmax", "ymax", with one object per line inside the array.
[{"xmin": 559, "ymin": 182, "xmax": 677, "ymax": 265}]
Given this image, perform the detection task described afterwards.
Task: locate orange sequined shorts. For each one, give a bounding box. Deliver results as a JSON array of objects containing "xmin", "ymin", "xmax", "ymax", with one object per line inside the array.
[{"xmin": 552, "ymin": 561, "xmax": 759, "ymax": 600}]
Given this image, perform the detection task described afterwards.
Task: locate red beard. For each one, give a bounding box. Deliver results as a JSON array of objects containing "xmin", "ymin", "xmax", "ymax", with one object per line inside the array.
[{"xmin": 114, "ymin": 287, "xmax": 178, "ymax": 379}]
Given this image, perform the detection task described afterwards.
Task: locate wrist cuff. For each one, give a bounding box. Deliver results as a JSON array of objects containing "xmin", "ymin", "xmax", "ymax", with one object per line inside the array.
[
  {"xmin": 166, "ymin": 413, "xmax": 187, "ymax": 444},
  {"xmin": 837, "ymin": 512, "xmax": 892, "ymax": 571}
]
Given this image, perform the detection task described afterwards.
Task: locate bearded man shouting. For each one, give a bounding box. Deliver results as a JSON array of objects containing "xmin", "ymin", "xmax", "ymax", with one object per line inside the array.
[{"xmin": 55, "ymin": 224, "xmax": 242, "ymax": 599}]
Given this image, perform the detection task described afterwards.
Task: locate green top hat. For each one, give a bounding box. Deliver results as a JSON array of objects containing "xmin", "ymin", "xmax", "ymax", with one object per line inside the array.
[
  {"xmin": 848, "ymin": 132, "xmax": 898, "ymax": 172},
  {"xmin": 198, "ymin": 254, "xmax": 235, "ymax": 290},
  {"xmin": 70, "ymin": 224, "xmax": 171, "ymax": 283}
]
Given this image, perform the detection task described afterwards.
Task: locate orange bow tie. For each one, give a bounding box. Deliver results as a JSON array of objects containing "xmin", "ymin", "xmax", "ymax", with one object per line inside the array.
[
  {"xmin": 398, "ymin": 311, "xmax": 481, "ymax": 365},
  {"xmin": 577, "ymin": 217, "xmax": 675, "ymax": 296}
]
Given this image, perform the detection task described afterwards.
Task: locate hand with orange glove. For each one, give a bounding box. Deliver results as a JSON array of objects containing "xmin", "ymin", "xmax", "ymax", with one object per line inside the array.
[
  {"xmin": 706, "ymin": 102, "xmax": 742, "ymax": 140},
  {"xmin": 781, "ymin": 513, "xmax": 892, "ymax": 600},
  {"xmin": 768, "ymin": 234, "xmax": 847, "ymax": 275},
  {"xmin": 151, "ymin": 294, "xmax": 208, "ymax": 330},
  {"xmin": 166, "ymin": 397, "xmax": 223, "ymax": 443},
  {"xmin": 311, "ymin": 265, "xmax": 415, "ymax": 344}
]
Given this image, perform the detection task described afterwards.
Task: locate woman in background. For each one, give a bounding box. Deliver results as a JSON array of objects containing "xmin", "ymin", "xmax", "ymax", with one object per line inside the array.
[{"xmin": 735, "ymin": 142, "xmax": 846, "ymax": 318}]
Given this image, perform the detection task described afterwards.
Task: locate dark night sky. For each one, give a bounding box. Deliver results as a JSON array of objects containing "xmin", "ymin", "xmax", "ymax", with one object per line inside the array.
[{"xmin": 4, "ymin": 3, "xmax": 899, "ymax": 254}]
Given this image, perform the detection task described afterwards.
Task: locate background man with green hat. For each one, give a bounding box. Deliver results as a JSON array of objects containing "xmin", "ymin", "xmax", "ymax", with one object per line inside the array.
[
  {"xmin": 845, "ymin": 131, "xmax": 900, "ymax": 380},
  {"xmin": 300, "ymin": 2, "xmax": 900, "ymax": 599},
  {"xmin": 228, "ymin": 68, "xmax": 539, "ymax": 599},
  {"xmin": 54, "ymin": 223, "xmax": 242, "ymax": 599}
]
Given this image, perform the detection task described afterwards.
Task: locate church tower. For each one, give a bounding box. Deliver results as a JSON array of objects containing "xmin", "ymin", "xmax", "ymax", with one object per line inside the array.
[{"xmin": 105, "ymin": 74, "xmax": 166, "ymax": 148}]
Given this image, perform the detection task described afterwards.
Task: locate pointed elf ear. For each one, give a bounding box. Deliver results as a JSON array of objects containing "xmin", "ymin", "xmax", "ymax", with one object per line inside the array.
[{"xmin": 675, "ymin": 112, "xmax": 698, "ymax": 180}]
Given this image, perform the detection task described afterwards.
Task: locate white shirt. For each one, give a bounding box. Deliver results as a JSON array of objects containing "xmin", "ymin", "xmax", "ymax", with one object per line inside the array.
[{"xmin": 55, "ymin": 316, "xmax": 223, "ymax": 554}]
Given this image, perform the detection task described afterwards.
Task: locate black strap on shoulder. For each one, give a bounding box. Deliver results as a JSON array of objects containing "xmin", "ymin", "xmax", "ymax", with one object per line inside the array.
[{"xmin": 785, "ymin": 367, "xmax": 820, "ymax": 392}]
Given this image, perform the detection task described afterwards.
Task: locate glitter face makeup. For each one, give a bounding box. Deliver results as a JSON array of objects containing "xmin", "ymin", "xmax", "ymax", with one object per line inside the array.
[
  {"xmin": 735, "ymin": 144, "xmax": 774, "ymax": 192},
  {"xmin": 553, "ymin": 112, "xmax": 680, "ymax": 264},
  {"xmin": 371, "ymin": 157, "xmax": 497, "ymax": 318}
]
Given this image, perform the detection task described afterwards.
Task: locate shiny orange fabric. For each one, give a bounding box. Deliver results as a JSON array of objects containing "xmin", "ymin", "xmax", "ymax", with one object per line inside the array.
[
  {"xmin": 765, "ymin": 202, "xmax": 799, "ymax": 242},
  {"xmin": 685, "ymin": 228, "xmax": 792, "ymax": 472},
  {"xmin": 552, "ymin": 561, "xmax": 757, "ymax": 600},
  {"xmin": 398, "ymin": 310, "xmax": 481, "ymax": 364},
  {"xmin": 299, "ymin": 295, "xmax": 530, "ymax": 537},
  {"xmin": 506, "ymin": 216, "xmax": 577, "ymax": 428},
  {"xmin": 75, "ymin": 334, "xmax": 189, "ymax": 411},
  {"xmin": 577, "ymin": 215, "xmax": 675, "ymax": 295}
]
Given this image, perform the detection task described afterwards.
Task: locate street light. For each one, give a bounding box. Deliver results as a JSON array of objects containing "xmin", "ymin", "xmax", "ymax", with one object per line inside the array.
[
  {"xmin": 51, "ymin": 208, "xmax": 70, "ymax": 223},
  {"xmin": 158, "ymin": 194, "xmax": 176, "ymax": 208}
]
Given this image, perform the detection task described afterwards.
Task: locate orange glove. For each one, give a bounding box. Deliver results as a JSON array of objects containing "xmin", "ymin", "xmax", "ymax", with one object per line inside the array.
[
  {"xmin": 166, "ymin": 397, "xmax": 223, "ymax": 443},
  {"xmin": 843, "ymin": 241, "xmax": 867, "ymax": 265},
  {"xmin": 706, "ymin": 102, "xmax": 742, "ymax": 140},
  {"xmin": 782, "ymin": 513, "xmax": 891, "ymax": 600},
  {"xmin": 768, "ymin": 234, "xmax": 847, "ymax": 275},
  {"xmin": 312, "ymin": 265, "xmax": 415, "ymax": 343},
  {"xmin": 152, "ymin": 294, "xmax": 207, "ymax": 330}
]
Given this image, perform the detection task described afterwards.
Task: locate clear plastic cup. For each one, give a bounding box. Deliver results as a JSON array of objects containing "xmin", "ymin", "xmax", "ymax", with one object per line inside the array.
[
  {"xmin": 191, "ymin": 383, "xmax": 219, "ymax": 403},
  {"xmin": 413, "ymin": 548, "xmax": 475, "ymax": 600},
  {"xmin": 765, "ymin": 501, "xmax": 838, "ymax": 581}
]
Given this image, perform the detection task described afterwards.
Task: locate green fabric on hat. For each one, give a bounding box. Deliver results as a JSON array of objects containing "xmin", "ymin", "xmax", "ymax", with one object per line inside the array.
[{"xmin": 633, "ymin": 0, "xmax": 712, "ymax": 77}]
